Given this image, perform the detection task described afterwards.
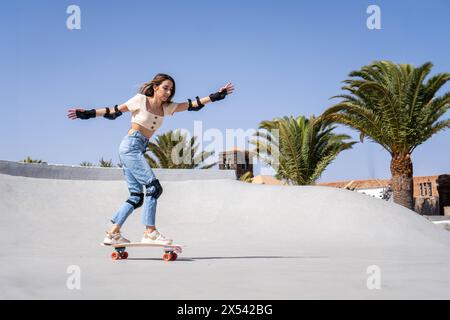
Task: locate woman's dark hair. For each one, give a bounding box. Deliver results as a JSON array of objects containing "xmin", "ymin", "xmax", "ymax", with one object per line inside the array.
[{"xmin": 139, "ymin": 73, "xmax": 176, "ymax": 103}]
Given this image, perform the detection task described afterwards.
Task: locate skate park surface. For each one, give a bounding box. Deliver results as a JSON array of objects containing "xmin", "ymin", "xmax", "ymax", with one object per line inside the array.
[{"xmin": 1, "ymin": 161, "xmax": 450, "ymax": 300}]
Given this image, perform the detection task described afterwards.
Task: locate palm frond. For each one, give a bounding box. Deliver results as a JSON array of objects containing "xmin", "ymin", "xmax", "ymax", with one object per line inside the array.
[{"xmin": 323, "ymin": 60, "xmax": 450, "ymax": 155}]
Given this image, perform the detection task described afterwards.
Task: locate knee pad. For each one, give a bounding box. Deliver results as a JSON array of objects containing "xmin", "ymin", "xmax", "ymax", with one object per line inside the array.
[
  {"xmin": 126, "ymin": 192, "xmax": 144, "ymax": 209},
  {"xmin": 146, "ymin": 179, "xmax": 163, "ymax": 199}
]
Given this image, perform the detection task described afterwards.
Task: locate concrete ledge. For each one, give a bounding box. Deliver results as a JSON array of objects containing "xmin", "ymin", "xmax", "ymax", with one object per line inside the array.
[{"xmin": 0, "ymin": 160, "xmax": 237, "ymax": 181}]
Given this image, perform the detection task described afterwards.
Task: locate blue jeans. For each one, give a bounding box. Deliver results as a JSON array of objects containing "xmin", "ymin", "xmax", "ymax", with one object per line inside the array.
[{"xmin": 111, "ymin": 130, "xmax": 158, "ymax": 227}]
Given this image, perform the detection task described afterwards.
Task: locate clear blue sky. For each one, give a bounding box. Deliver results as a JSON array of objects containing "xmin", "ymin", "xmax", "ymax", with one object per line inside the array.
[{"xmin": 1, "ymin": 0, "xmax": 449, "ymax": 182}]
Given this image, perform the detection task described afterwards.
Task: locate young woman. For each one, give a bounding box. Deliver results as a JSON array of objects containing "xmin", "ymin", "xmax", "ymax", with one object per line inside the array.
[{"xmin": 67, "ymin": 73, "xmax": 234, "ymax": 245}]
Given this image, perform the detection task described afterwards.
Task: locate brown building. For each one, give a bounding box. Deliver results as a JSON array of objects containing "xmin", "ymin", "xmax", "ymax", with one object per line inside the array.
[
  {"xmin": 218, "ymin": 148, "xmax": 254, "ymax": 179},
  {"xmin": 413, "ymin": 176, "xmax": 439, "ymax": 215},
  {"xmin": 319, "ymin": 175, "xmax": 450, "ymax": 216},
  {"xmin": 438, "ymin": 175, "xmax": 450, "ymax": 216}
]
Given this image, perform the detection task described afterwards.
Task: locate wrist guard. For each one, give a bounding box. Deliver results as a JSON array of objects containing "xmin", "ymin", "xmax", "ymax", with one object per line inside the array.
[
  {"xmin": 209, "ymin": 89, "xmax": 228, "ymax": 102},
  {"xmin": 76, "ymin": 109, "xmax": 96, "ymax": 120},
  {"xmin": 187, "ymin": 96, "xmax": 205, "ymax": 111},
  {"xmin": 104, "ymin": 105, "xmax": 123, "ymax": 120}
]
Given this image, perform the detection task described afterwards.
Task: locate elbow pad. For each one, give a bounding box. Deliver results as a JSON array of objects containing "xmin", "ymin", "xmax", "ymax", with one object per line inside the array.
[
  {"xmin": 187, "ymin": 96, "xmax": 205, "ymax": 111},
  {"xmin": 104, "ymin": 105, "xmax": 123, "ymax": 120}
]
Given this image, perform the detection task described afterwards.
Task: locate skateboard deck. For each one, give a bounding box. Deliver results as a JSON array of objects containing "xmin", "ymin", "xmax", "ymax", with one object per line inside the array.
[{"xmin": 101, "ymin": 242, "xmax": 184, "ymax": 261}]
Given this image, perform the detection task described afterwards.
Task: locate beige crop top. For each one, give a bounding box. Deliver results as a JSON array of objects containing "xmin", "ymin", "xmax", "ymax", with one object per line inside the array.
[{"xmin": 124, "ymin": 93, "xmax": 178, "ymax": 131}]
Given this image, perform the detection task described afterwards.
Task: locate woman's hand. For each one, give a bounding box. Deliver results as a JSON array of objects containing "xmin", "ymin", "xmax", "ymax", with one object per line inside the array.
[
  {"xmin": 209, "ymin": 82, "xmax": 235, "ymax": 102},
  {"xmin": 219, "ymin": 82, "xmax": 235, "ymax": 95},
  {"xmin": 67, "ymin": 108, "xmax": 96, "ymax": 120},
  {"xmin": 67, "ymin": 108, "xmax": 83, "ymax": 120}
]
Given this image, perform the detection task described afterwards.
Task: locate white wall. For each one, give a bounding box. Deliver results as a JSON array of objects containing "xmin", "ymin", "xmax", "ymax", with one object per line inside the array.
[{"xmin": 356, "ymin": 187, "xmax": 386, "ymax": 199}]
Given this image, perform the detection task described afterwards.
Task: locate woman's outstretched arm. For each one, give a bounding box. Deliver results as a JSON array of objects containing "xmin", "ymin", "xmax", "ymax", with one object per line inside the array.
[
  {"xmin": 67, "ymin": 104, "xmax": 129, "ymax": 120},
  {"xmin": 173, "ymin": 82, "xmax": 235, "ymax": 113}
]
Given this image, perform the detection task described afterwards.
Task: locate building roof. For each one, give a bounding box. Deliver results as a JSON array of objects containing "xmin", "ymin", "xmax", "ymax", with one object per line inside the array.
[
  {"xmin": 219, "ymin": 148, "xmax": 257, "ymax": 156},
  {"xmin": 252, "ymin": 175, "xmax": 286, "ymax": 185},
  {"xmin": 219, "ymin": 147, "xmax": 245, "ymax": 153},
  {"xmin": 317, "ymin": 175, "xmax": 442, "ymax": 190},
  {"xmin": 317, "ymin": 179, "xmax": 390, "ymax": 189}
]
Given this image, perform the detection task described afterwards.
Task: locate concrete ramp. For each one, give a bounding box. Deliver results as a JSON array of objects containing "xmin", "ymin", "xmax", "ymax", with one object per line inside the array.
[{"xmin": 1, "ymin": 170, "xmax": 450, "ymax": 299}]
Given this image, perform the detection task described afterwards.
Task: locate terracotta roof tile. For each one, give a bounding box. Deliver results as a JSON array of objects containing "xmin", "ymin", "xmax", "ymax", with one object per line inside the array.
[
  {"xmin": 318, "ymin": 179, "xmax": 390, "ymax": 189},
  {"xmin": 252, "ymin": 175, "xmax": 286, "ymax": 185},
  {"xmin": 317, "ymin": 176, "xmax": 443, "ymax": 190}
]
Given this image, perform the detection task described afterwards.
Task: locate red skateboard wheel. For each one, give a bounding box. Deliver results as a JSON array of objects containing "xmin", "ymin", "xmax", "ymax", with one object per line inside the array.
[
  {"xmin": 163, "ymin": 253, "xmax": 172, "ymax": 261},
  {"xmin": 111, "ymin": 252, "xmax": 120, "ymax": 260}
]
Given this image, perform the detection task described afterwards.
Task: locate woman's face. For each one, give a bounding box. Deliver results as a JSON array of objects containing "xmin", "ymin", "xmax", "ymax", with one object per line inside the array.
[{"xmin": 154, "ymin": 80, "xmax": 174, "ymax": 102}]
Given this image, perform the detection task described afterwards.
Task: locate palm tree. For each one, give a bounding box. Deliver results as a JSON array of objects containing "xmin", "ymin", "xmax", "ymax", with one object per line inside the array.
[
  {"xmin": 79, "ymin": 161, "xmax": 94, "ymax": 167},
  {"xmin": 238, "ymin": 171, "xmax": 254, "ymax": 183},
  {"xmin": 321, "ymin": 61, "xmax": 450, "ymax": 210},
  {"xmin": 99, "ymin": 157, "xmax": 114, "ymax": 167},
  {"xmin": 145, "ymin": 130, "xmax": 216, "ymax": 169},
  {"xmin": 21, "ymin": 156, "xmax": 46, "ymax": 164},
  {"xmin": 251, "ymin": 115, "xmax": 355, "ymax": 185}
]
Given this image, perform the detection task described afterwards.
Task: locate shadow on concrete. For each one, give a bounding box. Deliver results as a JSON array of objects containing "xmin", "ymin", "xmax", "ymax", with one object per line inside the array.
[{"xmin": 127, "ymin": 255, "xmax": 329, "ymax": 262}]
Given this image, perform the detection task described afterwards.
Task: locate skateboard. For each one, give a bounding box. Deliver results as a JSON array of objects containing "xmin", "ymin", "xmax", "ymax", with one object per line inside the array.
[{"xmin": 102, "ymin": 242, "xmax": 184, "ymax": 261}]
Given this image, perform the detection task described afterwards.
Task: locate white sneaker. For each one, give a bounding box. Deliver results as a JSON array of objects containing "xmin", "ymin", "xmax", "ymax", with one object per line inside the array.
[
  {"xmin": 103, "ymin": 231, "xmax": 131, "ymax": 245},
  {"xmin": 141, "ymin": 229, "xmax": 173, "ymax": 245}
]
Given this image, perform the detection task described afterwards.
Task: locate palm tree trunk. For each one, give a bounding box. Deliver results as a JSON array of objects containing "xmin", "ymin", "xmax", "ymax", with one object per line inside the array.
[{"xmin": 390, "ymin": 153, "xmax": 414, "ymax": 210}]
